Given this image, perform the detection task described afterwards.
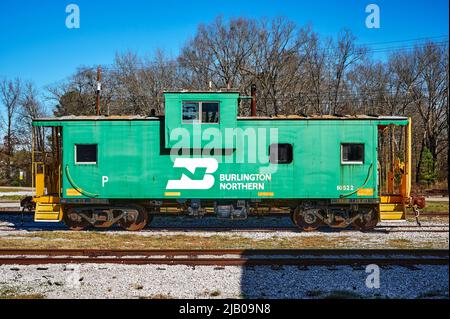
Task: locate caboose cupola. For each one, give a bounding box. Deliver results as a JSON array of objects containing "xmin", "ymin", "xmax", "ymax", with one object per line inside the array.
[{"xmin": 163, "ymin": 91, "xmax": 239, "ymax": 149}]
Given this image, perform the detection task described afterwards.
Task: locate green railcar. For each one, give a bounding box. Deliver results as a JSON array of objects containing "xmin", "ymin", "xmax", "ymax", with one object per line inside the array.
[{"xmin": 32, "ymin": 91, "xmax": 413, "ymax": 231}]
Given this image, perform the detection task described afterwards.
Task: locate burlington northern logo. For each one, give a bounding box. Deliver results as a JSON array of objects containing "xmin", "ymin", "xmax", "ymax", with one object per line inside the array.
[{"xmin": 166, "ymin": 158, "xmax": 219, "ymax": 190}]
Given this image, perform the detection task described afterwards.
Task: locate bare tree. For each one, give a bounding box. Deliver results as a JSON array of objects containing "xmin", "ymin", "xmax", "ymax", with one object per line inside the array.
[
  {"xmin": 47, "ymin": 66, "xmax": 117, "ymax": 116},
  {"xmin": 0, "ymin": 78, "xmax": 21, "ymax": 184},
  {"xmin": 410, "ymin": 43, "xmax": 449, "ymax": 183},
  {"xmin": 48, "ymin": 67, "xmax": 97, "ymax": 116},
  {"xmin": 250, "ymin": 18, "xmax": 302, "ymax": 115},
  {"xmin": 347, "ymin": 60, "xmax": 388, "ymax": 114},
  {"xmin": 111, "ymin": 50, "xmax": 178, "ymax": 115},
  {"xmin": 301, "ymin": 29, "xmax": 328, "ymax": 114},
  {"xmin": 17, "ymin": 82, "xmax": 47, "ymax": 150},
  {"xmin": 146, "ymin": 49, "xmax": 179, "ymax": 114},
  {"xmin": 178, "ymin": 16, "xmax": 257, "ymax": 91},
  {"xmin": 329, "ymin": 30, "xmax": 366, "ymax": 114}
]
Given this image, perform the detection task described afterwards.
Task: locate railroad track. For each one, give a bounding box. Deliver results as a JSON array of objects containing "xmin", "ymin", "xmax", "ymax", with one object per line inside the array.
[
  {"xmin": 148, "ymin": 225, "xmax": 449, "ymax": 233},
  {"xmin": 0, "ymin": 226, "xmax": 447, "ymax": 233},
  {"xmin": 0, "ymin": 249, "xmax": 447, "ymax": 266},
  {"xmin": 0, "ymin": 225, "xmax": 448, "ymax": 233}
]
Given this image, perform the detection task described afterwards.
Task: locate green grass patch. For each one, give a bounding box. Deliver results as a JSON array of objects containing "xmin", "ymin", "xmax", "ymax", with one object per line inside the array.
[{"xmin": 421, "ymin": 201, "xmax": 449, "ymax": 213}]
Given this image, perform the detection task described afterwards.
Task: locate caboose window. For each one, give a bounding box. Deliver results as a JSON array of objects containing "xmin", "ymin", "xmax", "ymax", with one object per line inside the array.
[
  {"xmin": 201, "ymin": 102, "xmax": 219, "ymax": 123},
  {"xmin": 182, "ymin": 102, "xmax": 200, "ymax": 123},
  {"xmin": 182, "ymin": 101, "xmax": 219, "ymax": 124},
  {"xmin": 269, "ymin": 144, "xmax": 293, "ymax": 164},
  {"xmin": 341, "ymin": 143, "xmax": 364, "ymax": 164},
  {"xmin": 75, "ymin": 144, "xmax": 97, "ymax": 164}
]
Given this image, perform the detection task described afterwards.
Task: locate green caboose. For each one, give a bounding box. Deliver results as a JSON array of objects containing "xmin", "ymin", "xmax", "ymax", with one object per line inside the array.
[{"xmin": 32, "ymin": 91, "xmax": 413, "ymax": 231}]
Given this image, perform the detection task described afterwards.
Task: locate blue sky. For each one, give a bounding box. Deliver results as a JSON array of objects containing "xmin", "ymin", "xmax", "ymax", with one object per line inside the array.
[{"xmin": 0, "ymin": 0, "xmax": 448, "ymax": 91}]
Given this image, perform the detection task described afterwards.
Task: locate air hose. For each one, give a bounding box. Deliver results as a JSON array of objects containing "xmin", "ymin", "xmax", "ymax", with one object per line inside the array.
[
  {"xmin": 339, "ymin": 163, "xmax": 374, "ymax": 198},
  {"xmin": 65, "ymin": 165, "xmax": 99, "ymax": 198}
]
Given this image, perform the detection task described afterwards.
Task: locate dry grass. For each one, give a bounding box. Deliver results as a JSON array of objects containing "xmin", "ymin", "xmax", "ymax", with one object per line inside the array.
[
  {"xmin": 210, "ymin": 290, "xmax": 222, "ymax": 297},
  {"xmin": 386, "ymin": 238, "xmax": 448, "ymax": 250},
  {"xmin": 406, "ymin": 215, "xmax": 449, "ymax": 223},
  {"xmin": 0, "ymin": 286, "xmax": 45, "ymax": 299},
  {"xmin": 0, "ymin": 195, "xmax": 23, "ymax": 201},
  {"xmin": 0, "ymin": 293, "xmax": 45, "ymax": 299},
  {"xmin": 0, "ymin": 231, "xmax": 352, "ymax": 250},
  {"xmin": 0, "ymin": 229, "xmax": 447, "ymax": 250},
  {"xmin": 0, "ymin": 187, "xmax": 27, "ymax": 193},
  {"xmin": 387, "ymin": 238, "xmax": 413, "ymax": 248},
  {"xmin": 139, "ymin": 294, "xmax": 174, "ymax": 299}
]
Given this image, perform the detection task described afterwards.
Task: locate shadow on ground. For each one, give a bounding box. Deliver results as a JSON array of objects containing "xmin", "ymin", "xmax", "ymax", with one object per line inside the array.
[{"xmin": 0, "ymin": 213, "xmax": 369, "ymax": 233}]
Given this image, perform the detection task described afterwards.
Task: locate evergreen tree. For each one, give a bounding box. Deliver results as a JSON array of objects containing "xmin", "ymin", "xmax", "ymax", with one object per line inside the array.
[{"xmin": 420, "ymin": 147, "xmax": 438, "ymax": 186}]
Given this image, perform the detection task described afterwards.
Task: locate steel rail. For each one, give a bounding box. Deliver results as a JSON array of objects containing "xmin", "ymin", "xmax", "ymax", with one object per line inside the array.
[
  {"xmin": 0, "ymin": 257, "xmax": 448, "ymax": 266},
  {"xmin": 0, "ymin": 248, "xmax": 448, "ymax": 266},
  {"xmin": 0, "ymin": 248, "xmax": 448, "ymax": 257},
  {"xmin": 147, "ymin": 226, "xmax": 449, "ymax": 232}
]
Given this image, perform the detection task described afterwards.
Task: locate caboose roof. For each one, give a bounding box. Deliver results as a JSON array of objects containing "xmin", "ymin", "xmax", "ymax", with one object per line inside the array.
[
  {"xmin": 34, "ymin": 115, "xmax": 160, "ymax": 121},
  {"xmin": 32, "ymin": 114, "xmax": 409, "ymax": 128},
  {"xmin": 33, "ymin": 114, "xmax": 408, "ymax": 122},
  {"xmin": 237, "ymin": 115, "xmax": 408, "ymax": 120},
  {"xmin": 163, "ymin": 90, "xmax": 240, "ymax": 94}
]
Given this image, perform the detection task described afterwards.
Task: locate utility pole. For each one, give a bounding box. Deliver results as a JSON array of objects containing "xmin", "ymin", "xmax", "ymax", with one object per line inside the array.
[
  {"xmin": 96, "ymin": 66, "xmax": 102, "ymax": 116},
  {"xmin": 251, "ymin": 84, "xmax": 257, "ymax": 117}
]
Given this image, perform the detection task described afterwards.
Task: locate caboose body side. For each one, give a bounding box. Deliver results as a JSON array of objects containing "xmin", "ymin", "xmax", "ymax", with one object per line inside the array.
[{"xmin": 31, "ymin": 91, "xmax": 413, "ymax": 231}]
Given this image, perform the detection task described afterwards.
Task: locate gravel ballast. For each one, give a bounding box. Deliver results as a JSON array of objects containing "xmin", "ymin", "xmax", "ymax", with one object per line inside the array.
[{"xmin": 0, "ymin": 263, "xmax": 448, "ymax": 299}]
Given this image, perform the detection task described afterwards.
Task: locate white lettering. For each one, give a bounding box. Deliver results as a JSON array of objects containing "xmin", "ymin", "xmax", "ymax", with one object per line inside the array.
[
  {"xmin": 365, "ymin": 4, "xmax": 380, "ymax": 29},
  {"xmin": 65, "ymin": 4, "xmax": 80, "ymax": 29},
  {"xmin": 365, "ymin": 264, "xmax": 380, "ymax": 288}
]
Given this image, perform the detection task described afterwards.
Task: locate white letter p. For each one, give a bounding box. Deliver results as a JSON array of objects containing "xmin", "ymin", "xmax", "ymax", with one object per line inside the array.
[{"xmin": 102, "ymin": 176, "xmax": 109, "ymax": 187}]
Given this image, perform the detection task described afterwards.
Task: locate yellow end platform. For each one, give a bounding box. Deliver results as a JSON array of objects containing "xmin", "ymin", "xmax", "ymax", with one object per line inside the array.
[
  {"xmin": 34, "ymin": 196, "xmax": 63, "ymax": 222},
  {"xmin": 379, "ymin": 195, "xmax": 406, "ymax": 220}
]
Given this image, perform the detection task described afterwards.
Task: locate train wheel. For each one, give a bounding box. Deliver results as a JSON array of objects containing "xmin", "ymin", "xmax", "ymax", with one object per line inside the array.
[
  {"xmin": 118, "ymin": 205, "xmax": 148, "ymax": 231},
  {"xmin": 63, "ymin": 208, "xmax": 90, "ymax": 231},
  {"xmin": 352, "ymin": 208, "xmax": 379, "ymax": 231},
  {"xmin": 293, "ymin": 207, "xmax": 322, "ymax": 231}
]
